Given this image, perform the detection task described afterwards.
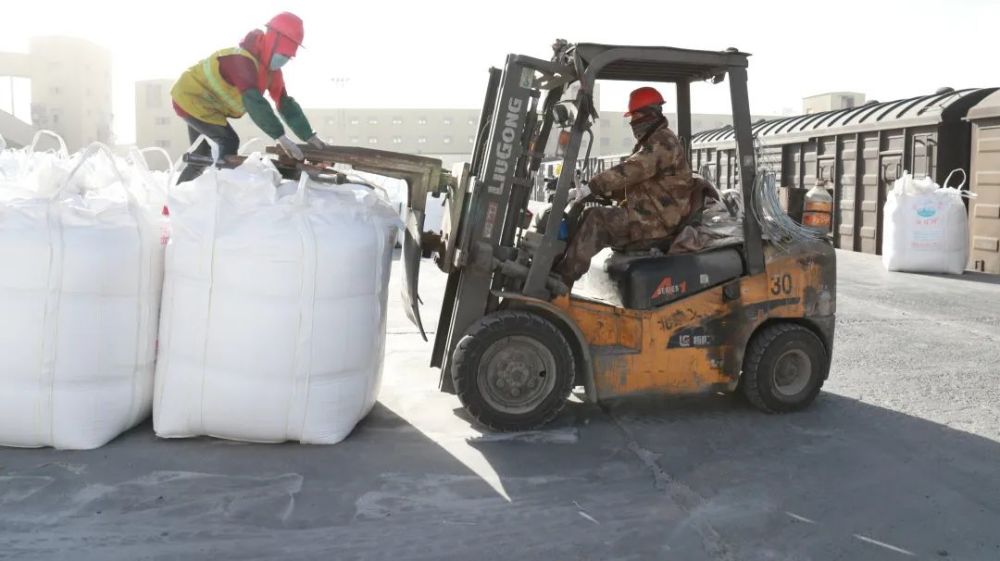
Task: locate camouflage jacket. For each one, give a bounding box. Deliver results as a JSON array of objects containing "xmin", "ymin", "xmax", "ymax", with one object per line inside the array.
[{"xmin": 588, "ymin": 121, "xmax": 697, "ymax": 242}]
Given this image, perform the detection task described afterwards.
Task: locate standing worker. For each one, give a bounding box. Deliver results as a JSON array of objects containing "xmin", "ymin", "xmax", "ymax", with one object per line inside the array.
[
  {"xmin": 554, "ymin": 86, "xmax": 701, "ymax": 286},
  {"xmin": 172, "ymin": 12, "xmax": 328, "ymax": 182}
]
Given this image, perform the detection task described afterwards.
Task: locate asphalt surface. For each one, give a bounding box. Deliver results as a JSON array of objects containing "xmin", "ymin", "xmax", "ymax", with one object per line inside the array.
[{"xmin": 2, "ymin": 250, "xmax": 999, "ymax": 560}]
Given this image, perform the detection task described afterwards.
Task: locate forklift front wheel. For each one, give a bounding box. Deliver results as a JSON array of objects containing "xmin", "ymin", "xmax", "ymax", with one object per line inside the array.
[
  {"xmin": 451, "ymin": 311, "xmax": 576, "ymax": 432},
  {"xmin": 741, "ymin": 323, "xmax": 828, "ymax": 413}
]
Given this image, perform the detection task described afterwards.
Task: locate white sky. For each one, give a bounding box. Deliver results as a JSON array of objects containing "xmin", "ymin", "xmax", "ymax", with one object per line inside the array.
[{"xmin": 2, "ymin": 0, "xmax": 998, "ymax": 144}]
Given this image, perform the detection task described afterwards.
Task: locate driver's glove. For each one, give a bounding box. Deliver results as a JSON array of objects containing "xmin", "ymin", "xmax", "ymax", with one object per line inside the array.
[{"xmin": 568, "ymin": 184, "xmax": 591, "ymax": 204}]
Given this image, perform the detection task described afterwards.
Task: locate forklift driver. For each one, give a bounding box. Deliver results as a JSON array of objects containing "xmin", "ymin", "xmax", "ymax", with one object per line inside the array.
[{"xmin": 553, "ymin": 87, "xmax": 702, "ymax": 286}]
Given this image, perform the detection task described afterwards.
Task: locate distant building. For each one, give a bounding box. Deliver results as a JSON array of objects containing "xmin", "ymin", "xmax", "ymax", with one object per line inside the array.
[
  {"xmin": 137, "ymin": 80, "xmax": 779, "ymax": 171},
  {"xmin": 264, "ymin": 107, "xmax": 484, "ymax": 169},
  {"xmin": 803, "ymin": 92, "xmax": 865, "ymax": 114},
  {"xmin": 0, "ymin": 109, "xmax": 35, "ymax": 148},
  {"xmin": 135, "ymin": 79, "xmax": 188, "ymax": 157},
  {"xmin": 0, "ymin": 37, "xmax": 113, "ymax": 151},
  {"xmin": 594, "ymin": 112, "xmax": 776, "ymax": 155},
  {"xmin": 136, "ymin": 86, "xmax": 487, "ymax": 169}
]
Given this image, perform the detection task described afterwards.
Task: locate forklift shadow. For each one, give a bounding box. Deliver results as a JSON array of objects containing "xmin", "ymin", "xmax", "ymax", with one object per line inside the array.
[
  {"xmin": 594, "ymin": 391, "xmax": 750, "ymax": 421},
  {"xmin": 451, "ymin": 386, "xmax": 1000, "ymax": 556},
  {"xmin": 560, "ymin": 390, "xmax": 1000, "ymax": 501},
  {"xmin": 448, "ymin": 391, "xmax": 606, "ymax": 430},
  {"xmin": 457, "ymin": 386, "xmax": 1000, "ymax": 488},
  {"xmin": 571, "ymin": 388, "xmax": 999, "ymax": 449},
  {"xmin": 561, "ymin": 391, "xmax": 1000, "ymax": 557}
]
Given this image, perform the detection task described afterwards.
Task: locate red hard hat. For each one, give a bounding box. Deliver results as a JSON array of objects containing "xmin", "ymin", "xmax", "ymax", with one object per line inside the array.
[
  {"xmin": 266, "ymin": 12, "xmax": 304, "ymax": 56},
  {"xmin": 625, "ymin": 87, "xmax": 665, "ymax": 117}
]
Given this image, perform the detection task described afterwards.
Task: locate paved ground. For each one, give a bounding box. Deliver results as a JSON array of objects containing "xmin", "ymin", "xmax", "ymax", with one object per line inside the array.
[{"xmin": 2, "ymin": 250, "xmax": 999, "ymax": 561}]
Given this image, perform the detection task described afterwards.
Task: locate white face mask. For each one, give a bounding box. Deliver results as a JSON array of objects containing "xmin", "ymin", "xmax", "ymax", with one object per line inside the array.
[{"xmin": 270, "ymin": 54, "xmax": 291, "ymax": 71}]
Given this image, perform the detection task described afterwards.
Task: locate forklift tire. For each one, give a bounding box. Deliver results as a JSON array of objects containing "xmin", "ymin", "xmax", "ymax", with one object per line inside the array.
[
  {"xmin": 451, "ymin": 311, "xmax": 575, "ymax": 431},
  {"xmin": 741, "ymin": 323, "xmax": 827, "ymax": 413}
]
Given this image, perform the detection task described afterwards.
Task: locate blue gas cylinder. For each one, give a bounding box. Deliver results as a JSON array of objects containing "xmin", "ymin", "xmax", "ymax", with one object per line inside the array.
[{"xmin": 558, "ymin": 219, "xmax": 569, "ymax": 241}]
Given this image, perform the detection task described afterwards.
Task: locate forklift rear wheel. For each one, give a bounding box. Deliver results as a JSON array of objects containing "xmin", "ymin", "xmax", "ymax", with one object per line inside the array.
[
  {"xmin": 741, "ymin": 323, "xmax": 827, "ymax": 413},
  {"xmin": 451, "ymin": 311, "xmax": 575, "ymax": 431}
]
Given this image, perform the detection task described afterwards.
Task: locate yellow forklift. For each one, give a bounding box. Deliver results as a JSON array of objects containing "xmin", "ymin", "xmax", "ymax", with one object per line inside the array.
[
  {"xmin": 398, "ymin": 41, "xmax": 837, "ymax": 431},
  {"xmin": 225, "ymin": 41, "xmax": 837, "ymax": 431}
]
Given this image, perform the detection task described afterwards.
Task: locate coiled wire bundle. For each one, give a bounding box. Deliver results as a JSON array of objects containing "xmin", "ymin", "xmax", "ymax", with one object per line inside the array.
[{"xmin": 749, "ymin": 136, "xmax": 827, "ymax": 251}]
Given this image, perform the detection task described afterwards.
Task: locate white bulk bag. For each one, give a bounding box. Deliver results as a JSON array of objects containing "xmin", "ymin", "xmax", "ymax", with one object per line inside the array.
[
  {"xmin": 0, "ymin": 142, "xmax": 165, "ymax": 449},
  {"xmin": 127, "ymin": 146, "xmax": 174, "ymax": 212},
  {"xmin": 154, "ymin": 140, "xmax": 401, "ymax": 445},
  {"xmin": 0, "ymin": 131, "xmax": 72, "ymax": 196},
  {"xmin": 882, "ymin": 170, "xmax": 971, "ymax": 274}
]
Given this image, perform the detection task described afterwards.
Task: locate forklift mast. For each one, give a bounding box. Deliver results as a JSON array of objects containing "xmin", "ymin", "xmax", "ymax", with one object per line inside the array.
[{"xmin": 429, "ymin": 52, "xmax": 576, "ymax": 382}]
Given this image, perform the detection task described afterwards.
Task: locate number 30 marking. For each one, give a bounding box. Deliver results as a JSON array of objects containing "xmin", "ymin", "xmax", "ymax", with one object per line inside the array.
[{"xmin": 770, "ymin": 273, "xmax": 793, "ymax": 295}]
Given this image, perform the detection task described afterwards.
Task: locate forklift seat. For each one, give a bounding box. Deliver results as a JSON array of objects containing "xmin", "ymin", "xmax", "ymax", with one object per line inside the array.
[{"xmin": 602, "ymin": 248, "xmax": 745, "ymax": 310}]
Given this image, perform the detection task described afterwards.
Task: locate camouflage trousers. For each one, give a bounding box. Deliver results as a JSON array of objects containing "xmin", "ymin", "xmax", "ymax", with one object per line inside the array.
[{"xmin": 554, "ymin": 206, "xmax": 632, "ymax": 284}]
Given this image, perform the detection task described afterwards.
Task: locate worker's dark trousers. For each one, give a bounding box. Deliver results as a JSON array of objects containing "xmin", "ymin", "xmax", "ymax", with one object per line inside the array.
[{"xmin": 176, "ymin": 116, "xmax": 241, "ymax": 184}]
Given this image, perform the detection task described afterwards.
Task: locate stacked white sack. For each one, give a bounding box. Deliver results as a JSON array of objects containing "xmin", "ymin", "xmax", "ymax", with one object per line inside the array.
[
  {"xmin": 154, "ymin": 146, "xmax": 401, "ymax": 444},
  {"xmin": 882, "ymin": 170, "xmax": 971, "ymax": 274},
  {"xmin": 0, "ymin": 134, "xmax": 167, "ymax": 449}
]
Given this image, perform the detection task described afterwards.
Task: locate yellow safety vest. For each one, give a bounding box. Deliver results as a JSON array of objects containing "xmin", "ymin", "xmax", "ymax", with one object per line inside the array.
[{"xmin": 171, "ymin": 48, "xmax": 259, "ymax": 126}]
